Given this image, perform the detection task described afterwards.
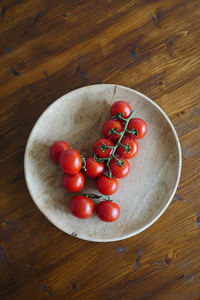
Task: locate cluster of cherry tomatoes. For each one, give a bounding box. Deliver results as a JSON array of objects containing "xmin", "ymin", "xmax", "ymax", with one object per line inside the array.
[{"xmin": 49, "ymin": 100, "xmax": 147, "ymax": 222}]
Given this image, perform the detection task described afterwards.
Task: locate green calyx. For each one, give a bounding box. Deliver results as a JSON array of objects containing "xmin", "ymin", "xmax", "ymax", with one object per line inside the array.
[{"xmin": 108, "ymin": 127, "xmax": 118, "ymax": 136}]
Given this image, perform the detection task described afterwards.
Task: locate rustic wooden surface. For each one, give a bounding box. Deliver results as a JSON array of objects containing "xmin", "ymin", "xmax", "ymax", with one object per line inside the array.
[{"xmin": 0, "ymin": 0, "xmax": 200, "ymax": 299}]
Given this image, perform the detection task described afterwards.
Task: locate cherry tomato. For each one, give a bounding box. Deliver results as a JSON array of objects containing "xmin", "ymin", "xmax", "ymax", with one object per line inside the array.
[
  {"xmin": 96, "ymin": 201, "xmax": 120, "ymax": 222},
  {"xmin": 110, "ymin": 157, "xmax": 130, "ymax": 178},
  {"xmin": 62, "ymin": 171, "xmax": 84, "ymax": 192},
  {"xmin": 110, "ymin": 101, "xmax": 132, "ymax": 119},
  {"xmin": 127, "ymin": 118, "xmax": 147, "ymax": 139},
  {"xmin": 93, "ymin": 138, "xmax": 114, "ymax": 158},
  {"xmin": 59, "ymin": 149, "xmax": 82, "ymax": 174},
  {"xmin": 102, "ymin": 119, "xmax": 123, "ymax": 141},
  {"xmin": 85, "ymin": 157, "xmax": 105, "ymax": 178},
  {"xmin": 116, "ymin": 136, "xmax": 138, "ymax": 159},
  {"xmin": 49, "ymin": 141, "xmax": 69, "ymax": 163},
  {"xmin": 97, "ymin": 175, "xmax": 119, "ymax": 195},
  {"xmin": 69, "ymin": 196, "xmax": 94, "ymax": 219}
]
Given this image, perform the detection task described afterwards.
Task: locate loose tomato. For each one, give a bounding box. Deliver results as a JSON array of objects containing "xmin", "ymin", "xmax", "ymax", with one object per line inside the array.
[
  {"xmin": 110, "ymin": 101, "xmax": 132, "ymax": 119},
  {"xmin": 127, "ymin": 118, "xmax": 147, "ymax": 139},
  {"xmin": 97, "ymin": 175, "xmax": 119, "ymax": 195},
  {"xmin": 96, "ymin": 201, "xmax": 120, "ymax": 222},
  {"xmin": 93, "ymin": 138, "xmax": 114, "ymax": 158},
  {"xmin": 49, "ymin": 141, "xmax": 69, "ymax": 163},
  {"xmin": 59, "ymin": 149, "xmax": 82, "ymax": 174},
  {"xmin": 62, "ymin": 171, "xmax": 84, "ymax": 192},
  {"xmin": 102, "ymin": 119, "xmax": 123, "ymax": 141},
  {"xmin": 109, "ymin": 157, "xmax": 130, "ymax": 178},
  {"xmin": 69, "ymin": 196, "xmax": 94, "ymax": 219},
  {"xmin": 116, "ymin": 136, "xmax": 138, "ymax": 159},
  {"xmin": 85, "ymin": 157, "xmax": 105, "ymax": 178}
]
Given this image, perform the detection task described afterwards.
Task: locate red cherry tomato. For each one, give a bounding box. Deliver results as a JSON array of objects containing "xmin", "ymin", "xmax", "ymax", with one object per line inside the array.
[
  {"xmin": 109, "ymin": 157, "xmax": 130, "ymax": 179},
  {"xmin": 62, "ymin": 171, "xmax": 84, "ymax": 192},
  {"xmin": 93, "ymin": 138, "xmax": 114, "ymax": 158},
  {"xmin": 110, "ymin": 101, "xmax": 132, "ymax": 119},
  {"xmin": 85, "ymin": 157, "xmax": 105, "ymax": 178},
  {"xmin": 116, "ymin": 136, "xmax": 138, "ymax": 159},
  {"xmin": 49, "ymin": 141, "xmax": 69, "ymax": 163},
  {"xmin": 59, "ymin": 149, "xmax": 82, "ymax": 174},
  {"xmin": 97, "ymin": 175, "xmax": 119, "ymax": 195},
  {"xmin": 69, "ymin": 196, "xmax": 94, "ymax": 219},
  {"xmin": 127, "ymin": 118, "xmax": 147, "ymax": 139},
  {"xmin": 96, "ymin": 201, "xmax": 120, "ymax": 222},
  {"xmin": 102, "ymin": 119, "xmax": 123, "ymax": 141}
]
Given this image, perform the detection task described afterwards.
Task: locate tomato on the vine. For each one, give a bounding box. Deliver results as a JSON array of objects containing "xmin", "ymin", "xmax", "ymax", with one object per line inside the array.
[
  {"xmin": 49, "ymin": 141, "xmax": 69, "ymax": 163},
  {"xmin": 110, "ymin": 101, "xmax": 132, "ymax": 119},
  {"xmin": 109, "ymin": 157, "xmax": 130, "ymax": 178},
  {"xmin": 97, "ymin": 175, "xmax": 119, "ymax": 195},
  {"xmin": 85, "ymin": 157, "xmax": 105, "ymax": 178},
  {"xmin": 127, "ymin": 118, "xmax": 147, "ymax": 139},
  {"xmin": 96, "ymin": 201, "xmax": 120, "ymax": 222},
  {"xmin": 59, "ymin": 149, "xmax": 82, "ymax": 174},
  {"xmin": 102, "ymin": 119, "xmax": 123, "ymax": 141},
  {"xmin": 116, "ymin": 136, "xmax": 138, "ymax": 159},
  {"xmin": 93, "ymin": 138, "xmax": 114, "ymax": 158},
  {"xmin": 62, "ymin": 171, "xmax": 84, "ymax": 192},
  {"xmin": 69, "ymin": 196, "xmax": 94, "ymax": 219}
]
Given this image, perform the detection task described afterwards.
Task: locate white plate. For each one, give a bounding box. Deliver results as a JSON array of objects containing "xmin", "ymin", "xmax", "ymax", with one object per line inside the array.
[{"xmin": 24, "ymin": 84, "xmax": 181, "ymax": 242}]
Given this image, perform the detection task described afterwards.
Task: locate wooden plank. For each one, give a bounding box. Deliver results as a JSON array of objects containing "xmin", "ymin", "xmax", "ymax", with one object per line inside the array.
[{"xmin": 0, "ymin": 0, "xmax": 200, "ymax": 299}]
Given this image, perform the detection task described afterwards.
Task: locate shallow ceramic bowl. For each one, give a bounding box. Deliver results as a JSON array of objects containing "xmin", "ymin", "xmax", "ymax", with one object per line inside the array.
[{"xmin": 24, "ymin": 84, "xmax": 181, "ymax": 242}]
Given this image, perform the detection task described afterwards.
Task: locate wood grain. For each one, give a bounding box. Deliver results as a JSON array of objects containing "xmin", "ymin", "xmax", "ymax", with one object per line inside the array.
[{"xmin": 0, "ymin": 0, "xmax": 200, "ymax": 299}]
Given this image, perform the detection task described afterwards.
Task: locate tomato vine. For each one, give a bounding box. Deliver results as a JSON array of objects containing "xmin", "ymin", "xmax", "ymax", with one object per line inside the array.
[{"xmin": 94, "ymin": 110, "xmax": 138, "ymax": 178}]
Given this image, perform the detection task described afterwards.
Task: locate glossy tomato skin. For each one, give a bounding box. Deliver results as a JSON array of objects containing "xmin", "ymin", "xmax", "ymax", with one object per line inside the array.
[
  {"xmin": 116, "ymin": 136, "xmax": 138, "ymax": 159},
  {"xmin": 127, "ymin": 118, "xmax": 147, "ymax": 139},
  {"xmin": 93, "ymin": 138, "xmax": 114, "ymax": 158},
  {"xmin": 102, "ymin": 119, "xmax": 123, "ymax": 141},
  {"xmin": 85, "ymin": 157, "xmax": 105, "ymax": 178},
  {"xmin": 96, "ymin": 201, "xmax": 120, "ymax": 222},
  {"xmin": 69, "ymin": 196, "xmax": 94, "ymax": 219},
  {"xmin": 110, "ymin": 101, "xmax": 132, "ymax": 119},
  {"xmin": 110, "ymin": 157, "xmax": 130, "ymax": 178},
  {"xmin": 49, "ymin": 141, "xmax": 69, "ymax": 163},
  {"xmin": 59, "ymin": 149, "xmax": 82, "ymax": 174},
  {"xmin": 62, "ymin": 171, "xmax": 84, "ymax": 192},
  {"xmin": 97, "ymin": 175, "xmax": 119, "ymax": 195}
]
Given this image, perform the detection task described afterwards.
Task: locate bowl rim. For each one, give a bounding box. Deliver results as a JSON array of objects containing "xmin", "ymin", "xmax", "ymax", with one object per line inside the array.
[{"xmin": 24, "ymin": 84, "xmax": 182, "ymax": 242}]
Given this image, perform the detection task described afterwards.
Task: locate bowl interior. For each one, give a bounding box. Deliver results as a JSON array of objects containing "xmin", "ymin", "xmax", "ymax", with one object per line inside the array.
[{"xmin": 24, "ymin": 84, "xmax": 181, "ymax": 241}]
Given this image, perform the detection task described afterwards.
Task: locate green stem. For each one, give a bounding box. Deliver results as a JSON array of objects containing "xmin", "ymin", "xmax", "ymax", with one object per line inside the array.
[
  {"xmin": 125, "ymin": 129, "xmax": 138, "ymax": 137},
  {"xmin": 81, "ymin": 154, "xmax": 86, "ymax": 171},
  {"xmin": 112, "ymin": 112, "xmax": 127, "ymax": 122},
  {"xmin": 83, "ymin": 193, "xmax": 112, "ymax": 201},
  {"xmin": 95, "ymin": 110, "xmax": 136, "ymax": 178},
  {"xmin": 119, "ymin": 142, "xmax": 131, "ymax": 151}
]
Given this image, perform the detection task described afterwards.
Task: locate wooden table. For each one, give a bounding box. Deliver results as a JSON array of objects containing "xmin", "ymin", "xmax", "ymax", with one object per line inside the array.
[{"xmin": 0, "ymin": 0, "xmax": 200, "ymax": 299}]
